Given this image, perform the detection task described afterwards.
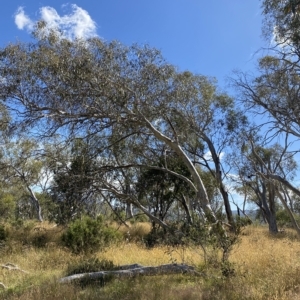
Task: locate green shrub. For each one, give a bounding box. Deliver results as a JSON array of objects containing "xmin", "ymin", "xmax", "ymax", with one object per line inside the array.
[
  {"xmin": 235, "ymin": 216, "xmax": 252, "ymax": 227},
  {"xmin": 276, "ymin": 209, "xmax": 300, "ymax": 228},
  {"xmin": 144, "ymin": 218, "xmax": 214, "ymax": 248},
  {"xmin": 62, "ymin": 215, "xmax": 121, "ymax": 254},
  {"xmin": 0, "ymin": 194, "xmax": 15, "ymax": 221}
]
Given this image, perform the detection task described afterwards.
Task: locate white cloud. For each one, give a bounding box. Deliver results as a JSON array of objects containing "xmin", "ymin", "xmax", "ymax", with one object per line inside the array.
[
  {"xmin": 203, "ymin": 151, "xmax": 224, "ymax": 161},
  {"xmin": 14, "ymin": 7, "xmax": 34, "ymax": 31},
  {"xmin": 14, "ymin": 4, "xmax": 97, "ymax": 40}
]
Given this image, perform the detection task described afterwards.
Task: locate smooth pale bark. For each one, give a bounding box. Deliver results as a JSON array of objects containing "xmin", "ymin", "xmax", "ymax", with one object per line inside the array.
[
  {"xmin": 59, "ymin": 263, "xmax": 200, "ymax": 284},
  {"xmin": 0, "ymin": 282, "xmax": 6, "ymax": 289},
  {"xmin": 1, "ymin": 263, "xmax": 29, "ymax": 273},
  {"xmin": 9, "ymin": 165, "xmax": 43, "ymax": 222},
  {"xmin": 125, "ymin": 202, "xmax": 133, "ymax": 219},
  {"xmin": 4, "ymin": 164, "xmax": 44, "ymax": 222},
  {"xmin": 276, "ymin": 190, "xmax": 300, "ymax": 236},
  {"xmin": 143, "ymin": 116, "xmax": 220, "ymax": 224},
  {"xmin": 27, "ymin": 186, "xmax": 43, "ymax": 222}
]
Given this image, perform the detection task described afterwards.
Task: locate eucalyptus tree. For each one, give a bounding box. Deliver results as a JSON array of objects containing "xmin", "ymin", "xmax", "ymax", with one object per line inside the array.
[
  {"xmin": 234, "ymin": 0, "xmax": 300, "ymax": 138},
  {"xmin": 231, "ymin": 136, "xmax": 298, "ymax": 233},
  {"xmin": 48, "ymin": 137, "xmax": 101, "ymax": 223},
  {"xmin": 0, "ymin": 139, "xmax": 44, "ymax": 221},
  {"xmin": 136, "ymin": 152, "xmax": 196, "ymax": 226},
  {"xmin": 262, "ymin": 0, "xmax": 300, "ymax": 54},
  {"xmin": 233, "ymin": 0, "xmax": 300, "ymax": 206},
  {"xmin": 234, "ymin": 0, "xmax": 300, "ymax": 137},
  {"xmin": 234, "ymin": 56, "xmax": 300, "ymax": 139},
  {"xmin": 181, "ymin": 97, "xmax": 247, "ymax": 230},
  {"xmin": 0, "ymin": 23, "xmax": 243, "ymax": 242}
]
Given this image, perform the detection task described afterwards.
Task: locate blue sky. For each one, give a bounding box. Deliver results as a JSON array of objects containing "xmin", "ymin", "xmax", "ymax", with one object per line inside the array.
[{"xmin": 1, "ymin": 1, "xmax": 264, "ymax": 89}]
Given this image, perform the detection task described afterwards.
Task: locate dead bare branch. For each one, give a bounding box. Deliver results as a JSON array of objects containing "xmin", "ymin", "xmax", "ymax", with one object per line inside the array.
[
  {"xmin": 59, "ymin": 263, "xmax": 202, "ymax": 284},
  {"xmin": 1, "ymin": 263, "xmax": 29, "ymax": 274}
]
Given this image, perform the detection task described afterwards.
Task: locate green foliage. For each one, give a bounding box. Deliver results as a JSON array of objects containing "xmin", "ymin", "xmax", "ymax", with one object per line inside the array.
[
  {"xmin": 62, "ymin": 215, "xmax": 121, "ymax": 254},
  {"xmin": 50, "ymin": 138, "xmax": 98, "ymax": 224},
  {"xmin": 262, "ymin": 0, "xmax": 300, "ymax": 47},
  {"xmin": 109, "ymin": 210, "xmax": 126, "ymax": 223},
  {"xmin": 235, "ymin": 215, "xmax": 252, "ymax": 227},
  {"xmin": 143, "ymin": 218, "xmax": 218, "ymax": 248},
  {"xmin": 136, "ymin": 153, "xmax": 195, "ymax": 224},
  {"xmin": 35, "ymin": 192, "xmax": 56, "ymax": 222},
  {"xmin": 0, "ymin": 193, "xmax": 15, "ymax": 220},
  {"xmin": 144, "ymin": 223, "xmax": 194, "ymax": 248},
  {"xmin": 144, "ymin": 218, "xmax": 240, "ymax": 267},
  {"xmin": 130, "ymin": 213, "xmax": 149, "ymax": 223},
  {"xmin": 276, "ymin": 209, "xmax": 300, "ymax": 228}
]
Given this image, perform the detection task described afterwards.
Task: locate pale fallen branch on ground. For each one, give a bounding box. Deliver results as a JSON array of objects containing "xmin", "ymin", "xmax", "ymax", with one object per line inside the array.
[
  {"xmin": 0, "ymin": 282, "xmax": 6, "ymax": 289},
  {"xmin": 59, "ymin": 263, "xmax": 202, "ymax": 284},
  {"xmin": 1, "ymin": 263, "xmax": 29, "ymax": 274}
]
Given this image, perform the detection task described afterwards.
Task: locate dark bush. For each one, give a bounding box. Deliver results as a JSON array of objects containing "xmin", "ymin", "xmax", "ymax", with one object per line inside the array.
[
  {"xmin": 144, "ymin": 220, "xmax": 210, "ymax": 248},
  {"xmin": 0, "ymin": 224, "xmax": 8, "ymax": 242},
  {"xmin": 32, "ymin": 232, "xmax": 50, "ymax": 248}
]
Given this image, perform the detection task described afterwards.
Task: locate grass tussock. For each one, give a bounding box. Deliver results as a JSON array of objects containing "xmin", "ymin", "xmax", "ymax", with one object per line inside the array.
[
  {"xmin": 116, "ymin": 222, "xmax": 152, "ymax": 242},
  {"xmin": 0, "ymin": 223, "xmax": 300, "ymax": 299}
]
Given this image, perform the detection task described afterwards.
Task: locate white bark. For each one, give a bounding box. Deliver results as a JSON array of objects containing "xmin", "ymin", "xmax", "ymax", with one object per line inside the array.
[
  {"xmin": 1, "ymin": 263, "xmax": 29, "ymax": 273},
  {"xmin": 59, "ymin": 263, "xmax": 200, "ymax": 284},
  {"xmin": 27, "ymin": 186, "xmax": 43, "ymax": 222},
  {"xmin": 142, "ymin": 115, "xmax": 216, "ymax": 221},
  {"xmin": 276, "ymin": 190, "xmax": 300, "ymax": 236},
  {"xmin": 0, "ymin": 282, "xmax": 6, "ymax": 289}
]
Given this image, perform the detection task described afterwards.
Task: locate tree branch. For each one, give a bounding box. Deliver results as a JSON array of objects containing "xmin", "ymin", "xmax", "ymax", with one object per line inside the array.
[{"xmin": 59, "ymin": 263, "xmax": 201, "ymax": 284}]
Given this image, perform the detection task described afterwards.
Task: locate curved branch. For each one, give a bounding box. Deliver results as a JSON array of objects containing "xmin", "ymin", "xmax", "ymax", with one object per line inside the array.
[{"xmin": 258, "ymin": 172, "xmax": 300, "ymax": 197}]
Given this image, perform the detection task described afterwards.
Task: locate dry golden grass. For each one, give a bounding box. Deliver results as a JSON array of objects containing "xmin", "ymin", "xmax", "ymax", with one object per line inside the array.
[
  {"xmin": 101, "ymin": 242, "xmax": 203, "ymax": 266},
  {"xmin": 115, "ymin": 221, "xmax": 152, "ymax": 242},
  {"xmin": 1, "ymin": 223, "xmax": 300, "ymax": 299},
  {"xmin": 228, "ymin": 226, "xmax": 300, "ymax": 300}
]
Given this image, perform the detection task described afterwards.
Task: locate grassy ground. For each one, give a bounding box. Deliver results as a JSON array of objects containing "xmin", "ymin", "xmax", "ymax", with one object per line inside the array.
[{"xmin": 0, "ymin": 222, "xmax": 300, "ymax": 299}]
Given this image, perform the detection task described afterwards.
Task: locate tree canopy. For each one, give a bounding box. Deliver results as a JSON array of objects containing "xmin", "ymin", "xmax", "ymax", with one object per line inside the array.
[{"xmin": 0, "ymin": 25, "xmax": 248, "ymax": 238}]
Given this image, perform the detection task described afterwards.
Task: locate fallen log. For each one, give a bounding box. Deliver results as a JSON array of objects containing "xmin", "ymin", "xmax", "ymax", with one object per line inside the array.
[
  {"xmin": 1, "ymin": 263, "xmax": 29, "ymax": 274},
  {"xmin": 59, "ymin": 263, "xmax": 201, "ymax": 284},
  {"xmin": 0, "ymin": 282, "xmax": 6, "ymax": 289}
]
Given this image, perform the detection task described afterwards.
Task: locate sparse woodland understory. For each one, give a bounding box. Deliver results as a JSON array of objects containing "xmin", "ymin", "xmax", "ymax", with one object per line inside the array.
[{"xmin": 0, "ymin": 222, "xmax": 299, "ymax": 300}]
